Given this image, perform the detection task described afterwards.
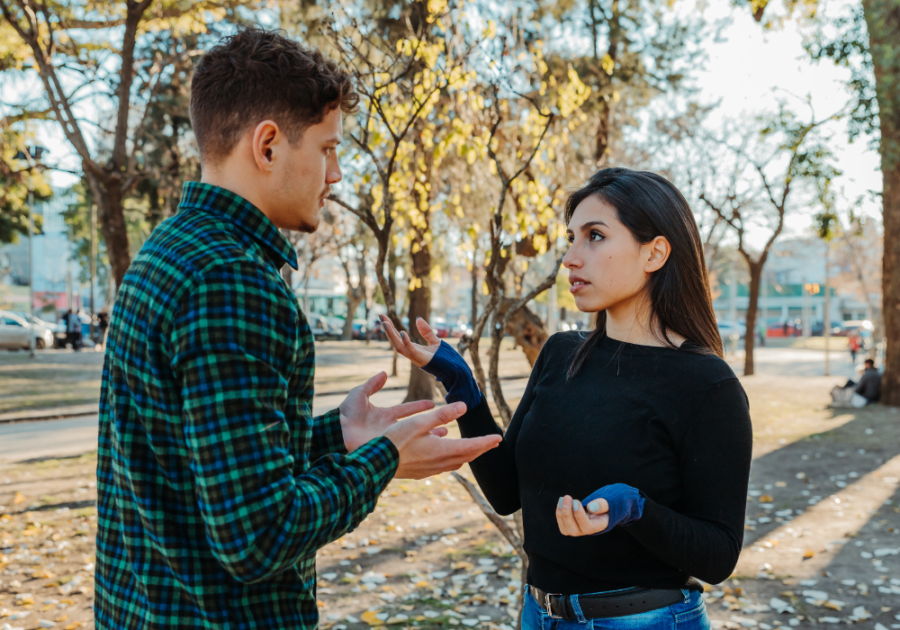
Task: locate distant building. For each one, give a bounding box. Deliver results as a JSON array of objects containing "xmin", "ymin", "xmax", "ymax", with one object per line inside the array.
[
  {"xmin": 712, "ymin": 237, "xmax": 879, "ymax": 331},
  {"xmin": 0, "ymin": 190, "xmax": 88, "ymax": 320}
]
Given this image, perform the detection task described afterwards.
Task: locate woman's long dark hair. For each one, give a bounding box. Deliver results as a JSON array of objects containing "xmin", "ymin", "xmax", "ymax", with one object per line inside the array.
[{"xmin": 565, "ymin": 167, "xmax": 723, "ymax": 378}]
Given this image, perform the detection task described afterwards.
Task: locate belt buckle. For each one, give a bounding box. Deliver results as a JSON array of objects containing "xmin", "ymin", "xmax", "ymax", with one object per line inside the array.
[{"xmin": 544, "ymin": 592, "xmax": 563, "ymax": 619}]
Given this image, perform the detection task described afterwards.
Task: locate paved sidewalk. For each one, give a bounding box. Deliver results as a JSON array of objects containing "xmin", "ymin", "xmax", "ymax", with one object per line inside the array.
[{"xmin": 0, "ymin": 403, "xmax": 99, "ymax": 424}]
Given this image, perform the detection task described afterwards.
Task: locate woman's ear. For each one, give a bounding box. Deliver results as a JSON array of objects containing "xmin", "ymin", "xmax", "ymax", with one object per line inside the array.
[{"xmin": 643, "ymin": 236, "xmax": 671, "ymax": 273}]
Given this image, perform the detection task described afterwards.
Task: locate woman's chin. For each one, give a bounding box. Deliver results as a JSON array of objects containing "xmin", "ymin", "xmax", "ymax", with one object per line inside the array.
[{"xmin": 572, "ymin": 295, "xmax": 603, "ymax": 313}]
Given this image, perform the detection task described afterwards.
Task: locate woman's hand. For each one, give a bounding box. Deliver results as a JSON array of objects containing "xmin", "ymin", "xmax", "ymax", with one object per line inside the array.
[
  {"xmin": 556, "ymin": 495, "xmax": 610, "ymax": 536},
  {"xmin": 380, "ymin": 315, "xmax": 441, "ymax": 368}
]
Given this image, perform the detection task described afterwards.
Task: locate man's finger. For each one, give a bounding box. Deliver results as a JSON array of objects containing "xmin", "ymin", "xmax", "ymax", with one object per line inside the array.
[
  {"xmin": 389, "ymin": 399, "xmax": 435, "ymax": 420},
  {"xmin": 416, "ymin": 401, "xmax": 468, "ymax": 432},
  {"xmin": 439, "ymin": 434, "xmax": 502, "ymax": 463},
  {"xmin": 429, "ymin": 426, "xmax": 449, "ymax": 437},
  {"xmin": 360, "ymin": 371, "xmax": 388, "ymax": 397},
  {"xmin": 416, "ymin": 317, "xmax": 441, "ymax": 346}
]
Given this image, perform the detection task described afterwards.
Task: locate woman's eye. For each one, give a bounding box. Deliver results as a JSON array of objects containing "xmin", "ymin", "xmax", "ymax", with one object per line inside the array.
[
  {"xmin": 589, "ymin": 231, "xmax": 605, "ymax": 242},
  {"xmin": 566, "ymin": 234, "xmax": 575, "ymax": 244}
]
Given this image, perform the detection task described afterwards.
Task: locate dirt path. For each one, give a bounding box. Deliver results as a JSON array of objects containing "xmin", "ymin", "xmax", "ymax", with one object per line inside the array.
[{"xmin": 2, "ymin": 372, "xmax": 899, "ymax": 630}]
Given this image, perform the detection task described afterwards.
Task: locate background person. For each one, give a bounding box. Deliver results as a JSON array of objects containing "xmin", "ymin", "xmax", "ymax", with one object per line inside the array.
[
  {"xmin": 383, "ymin": 168, "xmax": 752, "ymax": 630},
  {"xmin": 855, "ymin": 358, "xmax": 882, "ymax": 403},
  {"xmin": 94, "ymin": 28, "xmax": 500, "ymax": 630}
]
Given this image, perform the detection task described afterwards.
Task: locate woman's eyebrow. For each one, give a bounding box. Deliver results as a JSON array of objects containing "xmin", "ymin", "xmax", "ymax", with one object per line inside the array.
[{"xmin": 580, "ymin": 220, "xmax": 608, "ymax": 231}]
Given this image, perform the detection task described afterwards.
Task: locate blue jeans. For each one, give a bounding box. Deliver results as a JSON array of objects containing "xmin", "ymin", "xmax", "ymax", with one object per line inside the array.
[{"xmin": 523, "ymin": 586, "xmax": 710, "ymax": 630}]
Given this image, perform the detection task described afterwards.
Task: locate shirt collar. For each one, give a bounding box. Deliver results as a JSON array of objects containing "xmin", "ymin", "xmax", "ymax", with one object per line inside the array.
[{"xmin": 178, "ymin": 182, "xmax": 298, "ymax": 270}]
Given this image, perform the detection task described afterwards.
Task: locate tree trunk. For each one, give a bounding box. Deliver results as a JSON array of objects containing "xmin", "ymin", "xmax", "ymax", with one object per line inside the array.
[
  {"xmin": 86, "ymin": 172, "xmax": 131, "ymax": 290},
  {"xmin": 405, "ymin": 237, "xmax": 435, "ymax": 402},
  {"xmin": 498, "ymin": 298, "xmax": 548, "ymax": 367},
  {"xmin": 341, "ymin": 289, "xmax": 365, "ymax": 340},
  {"xmin": 864, "ymin": 0, "xmax": 900, "ymax": 404},
  {"xmin": 743, "ymin": 262, "xmax": 762, "ymax": 376}
]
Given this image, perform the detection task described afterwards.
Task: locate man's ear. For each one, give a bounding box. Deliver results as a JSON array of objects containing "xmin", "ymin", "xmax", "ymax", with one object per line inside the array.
[
  {"xmin": 644, "ymin": 236, "xmax": 671, "ymax": 273},
  {"xmin": 251, "ymin": 120, "xmax": 280, "ymax": 172}
]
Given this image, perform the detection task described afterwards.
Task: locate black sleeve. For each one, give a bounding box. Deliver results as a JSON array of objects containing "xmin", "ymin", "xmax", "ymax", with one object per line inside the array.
[
  {"xmin": 455, "ymin": 341, "xmax": 549, "ymax": 516},
  {"xmin": 625, "ymin": 378, "xmax": 752, "ymax": 584}
]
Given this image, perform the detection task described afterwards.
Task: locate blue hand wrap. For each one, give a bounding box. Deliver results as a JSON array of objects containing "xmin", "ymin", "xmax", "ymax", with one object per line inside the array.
[
  {"xmin": 420, "ymin": 340, "xmax": 484, "ymax": 409},
  {"xmin": 582, "ymin": 483, "xmax": 645, "ymax": 535}
]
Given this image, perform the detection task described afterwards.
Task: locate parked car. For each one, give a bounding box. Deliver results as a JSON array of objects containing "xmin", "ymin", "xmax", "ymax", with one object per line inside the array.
[
  {"xmin": 811, "ymin": 320, "xmax": 844, "ymax": 337},
  {"xmin": 308, "ymin": 313, "xmax": 340, "ymax": 340},
  {"xmin": 432, "ymin": 317, "xmax": 449, "ymax": 338},
  {"xmin": 451, "ymin": 321, "xmax": 473, "ymax": 338},
  {"xmin": 11, "ymin": 311, "xmax": 58, "ymax": 348},
  {"xmin": 0, "ymin": 310, "xmax": 55, "ymax": 350},
  {"xmin": 834, "ymin": 320, "xmax": 874, "ymax": 337},
  {"xmin": 351, "ymin": 319, "xmax": 368, "ymax": 340},
  {"xmin": 717, "ymin": 321, "xmax": 746, "ymax": 341}
]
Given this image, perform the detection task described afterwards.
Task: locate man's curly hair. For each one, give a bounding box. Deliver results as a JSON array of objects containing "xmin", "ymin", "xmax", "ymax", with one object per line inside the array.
[{"xmin": 190, "ymin": 28, "xmax": 358, "ymax": 165}]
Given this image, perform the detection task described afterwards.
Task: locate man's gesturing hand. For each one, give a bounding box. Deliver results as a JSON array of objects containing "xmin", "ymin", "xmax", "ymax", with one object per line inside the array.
[
  {"xmin": 384, "ymin": 402, "xmax": 502, "ymax": 479},
  {"xmin": 339, "ymin": 372, "xmax": 441, "ymax": 452}
]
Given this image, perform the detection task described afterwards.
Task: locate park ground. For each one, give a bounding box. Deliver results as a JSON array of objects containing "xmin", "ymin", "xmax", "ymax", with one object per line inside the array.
[{"xmin": 2, "ymin": 340, "xmax": 900, "ymax": 630}]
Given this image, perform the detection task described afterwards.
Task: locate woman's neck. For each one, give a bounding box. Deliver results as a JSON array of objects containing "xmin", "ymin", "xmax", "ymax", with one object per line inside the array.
[{"xmin": 604, "ymin": 294, "xmax": 686, "ymax": 348}]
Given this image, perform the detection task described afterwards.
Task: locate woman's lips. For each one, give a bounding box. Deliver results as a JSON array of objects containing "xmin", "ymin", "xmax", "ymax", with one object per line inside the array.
[{"xmin": 570, "ymin": 281, "xmax": 590, "ymax": 294}]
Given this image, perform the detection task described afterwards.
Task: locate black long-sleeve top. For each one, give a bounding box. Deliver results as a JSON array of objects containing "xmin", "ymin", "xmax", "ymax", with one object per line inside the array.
[{"xmin": 458, "ymin": 332, "xmax": 753, "ymax": 593}]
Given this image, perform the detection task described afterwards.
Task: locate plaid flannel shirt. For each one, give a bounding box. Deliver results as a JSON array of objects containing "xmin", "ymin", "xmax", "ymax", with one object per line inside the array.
[{"xmin": 95, "ymin": 182, "xmax": 399, "ymax": 629}]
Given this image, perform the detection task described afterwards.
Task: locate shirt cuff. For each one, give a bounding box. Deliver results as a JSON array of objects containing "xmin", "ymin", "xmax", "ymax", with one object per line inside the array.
[
  {"xmin": 309, "ymin": 408, "xmax": 348, "ymax": 462},
  {"xmin": 342, "ymin": 435, "xmax": 400, "ymax": 499}
]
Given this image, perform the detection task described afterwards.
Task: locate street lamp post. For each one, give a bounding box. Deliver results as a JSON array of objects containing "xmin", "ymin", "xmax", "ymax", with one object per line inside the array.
[
  {"xmin": 27, "ymin": 191, "xmax": 35, "ymax": 359},
  {"xmin": 15, "ymin": 145, "xmax": 49, "ymax": 359},
  {"xmin": 824, "ymin": 242, "xmax": 831, "ymax": 377},
  {"xmin": 90, "ymin": 203, "xmax": 96, "ymax": 343}
]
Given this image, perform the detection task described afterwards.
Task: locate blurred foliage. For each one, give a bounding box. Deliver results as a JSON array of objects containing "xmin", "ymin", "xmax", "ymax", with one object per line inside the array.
[{"xmin": 0, "ymin": 126, "xmax": 51, "ymax": 244}]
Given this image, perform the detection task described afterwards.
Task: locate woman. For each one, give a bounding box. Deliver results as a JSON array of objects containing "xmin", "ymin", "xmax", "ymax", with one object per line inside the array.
[{"xmin": 381, "ymin": 168, "xmax": 752, "ymax": 630}]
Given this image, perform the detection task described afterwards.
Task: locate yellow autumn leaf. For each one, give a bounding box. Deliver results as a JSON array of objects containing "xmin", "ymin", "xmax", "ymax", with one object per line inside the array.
[
  {"xmin": 759, "ymin": 494, "xmax": 774, "ymax": 503},
  {"xmin": 601, "ymin": 53, "xmax": 615, "ymax": 75},
  {"xmin": 361, "ymin": 610, "xmax": 385, "ymax": 626},
  {"xmin": 13, "ymin": 492, "xmax": 24, "ymax": 504},
  {"xmin": 803, "ymin": 550, "xmax": 815, "ymax": 559}
]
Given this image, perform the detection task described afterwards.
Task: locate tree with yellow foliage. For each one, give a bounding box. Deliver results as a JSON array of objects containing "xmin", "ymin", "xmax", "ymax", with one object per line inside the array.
[{"xmin": 0, "ymin": 1, "xmax": 263, "ymax": 289}]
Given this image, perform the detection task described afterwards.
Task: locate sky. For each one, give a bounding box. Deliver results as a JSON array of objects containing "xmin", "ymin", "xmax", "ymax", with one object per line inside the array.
[
  {"xmin": 20, "ymin": 0, "xmax": 883, "ymax": 250},
  {"xmin": 687, "ymin": 1, "xmax": 882, "ymax": 246}
]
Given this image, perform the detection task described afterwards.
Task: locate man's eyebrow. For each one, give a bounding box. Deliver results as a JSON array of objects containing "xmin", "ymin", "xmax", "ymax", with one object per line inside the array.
[{"xmin": 324, "ymin": 135, "xmax": 343, "ymax": 145}]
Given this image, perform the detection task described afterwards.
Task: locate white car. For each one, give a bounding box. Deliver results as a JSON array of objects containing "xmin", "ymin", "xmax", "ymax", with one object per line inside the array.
[
  {"xmin": 717, "ymin": 321, "xmax": 746, "ymax": 340},
  {"xmin": 0, "ymin": 310, "xmax": 55, "ymax": 350}
]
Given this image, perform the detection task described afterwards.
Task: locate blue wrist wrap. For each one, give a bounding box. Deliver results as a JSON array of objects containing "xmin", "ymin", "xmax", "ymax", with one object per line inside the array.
[
  {"xmin": 582, "ymin": 483, "xmax": 645, "ymax": 535},
  {"xmin": 420, "ymin": 340, "xmax": 484, "ymax": 409}
]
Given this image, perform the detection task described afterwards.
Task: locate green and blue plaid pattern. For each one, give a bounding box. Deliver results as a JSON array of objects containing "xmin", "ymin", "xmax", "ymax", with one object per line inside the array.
[{"xmin": 95, "ymin": 182, "xmax": 399, "ymax": 629}]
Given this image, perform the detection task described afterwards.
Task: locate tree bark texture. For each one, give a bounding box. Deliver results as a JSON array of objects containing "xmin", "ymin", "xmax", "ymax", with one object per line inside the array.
[
  {"xmin": 864, "ymin": 0, "xmax": 900, "ymax": 403},
  {"xmin": 86, "ymin": 171, "xmax": 132, "ymax": 289},
  {"xmin": 498, "ymin": 298, "xmax": 549, "ymax": 367},
  {"xmin": 743, "ymin": 262, "xmax": 762, "ymax": 377},
  {"xmin": 341, "ymin": 289, "xmax": 365, "ymax": 340},
  {"xmin": 405, "ymin": 234, "xmax": 436, "ymax": 402}
]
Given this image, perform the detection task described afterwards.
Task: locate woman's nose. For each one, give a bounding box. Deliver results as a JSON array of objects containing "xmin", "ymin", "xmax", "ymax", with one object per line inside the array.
[{"xmin": 562, "ymin": 246, "xmax": 580, "ymax": 269}]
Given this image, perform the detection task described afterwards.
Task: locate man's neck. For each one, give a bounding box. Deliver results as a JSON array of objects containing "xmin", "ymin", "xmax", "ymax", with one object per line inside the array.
[{"xmin": 201, "ymin": 166, "xmax": 268, "ymax": 216}]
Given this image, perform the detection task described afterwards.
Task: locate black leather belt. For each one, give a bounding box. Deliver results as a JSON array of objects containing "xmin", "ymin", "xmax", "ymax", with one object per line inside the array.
[{"xmin": 530, "ymin": 584, "xmax": 686, "ymax": 620}]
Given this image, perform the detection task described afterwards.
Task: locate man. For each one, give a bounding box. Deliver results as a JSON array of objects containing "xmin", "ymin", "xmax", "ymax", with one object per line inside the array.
[
  {"xmin": 96, "ymin": 308, "xmax": 109, "ymax": 349},
  {"xmin": 855, "ymin": 358, "xmax": 882, "ymax": 404},
  {"xmin": 95, "ymin": 28, "xmax": 500, "ymax": 629}
]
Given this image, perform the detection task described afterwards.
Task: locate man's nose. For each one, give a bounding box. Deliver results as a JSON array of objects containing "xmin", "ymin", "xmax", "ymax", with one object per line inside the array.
[{"xmin": 326, "ymin": 160, "xmax": 342, "ymax": 185}]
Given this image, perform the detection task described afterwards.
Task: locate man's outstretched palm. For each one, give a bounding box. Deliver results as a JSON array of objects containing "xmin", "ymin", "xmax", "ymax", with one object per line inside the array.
[{"xmin": 338, "ymin": 371, "xmax": 446, "ymax": 452}]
